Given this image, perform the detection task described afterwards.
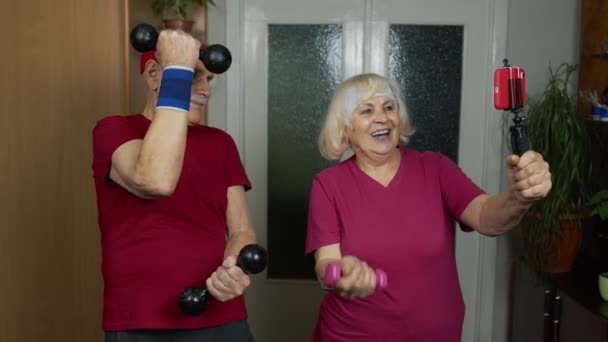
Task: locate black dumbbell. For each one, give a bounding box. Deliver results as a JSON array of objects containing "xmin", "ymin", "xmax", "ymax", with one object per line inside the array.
[
  {"xmin": 129, "ymin": 23, "xmax": 159, "ymax": 53},
  {"xmin": 178, "ymin": 244, "xmax": 268, "ymax": 316},
  {"xmin": 129, "ymin": 23, "xmax": 232, "ymax": 74},
  {"xmin": 199, "ymin": 44, "xmax": 232, "ymax": 74}
]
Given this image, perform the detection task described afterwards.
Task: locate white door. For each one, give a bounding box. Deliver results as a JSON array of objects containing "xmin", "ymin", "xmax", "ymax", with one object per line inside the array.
[
  {"xmin": 226, "ymin": 0, "xmax": 508, "ymax": 341},
  {"xmin": 367, "ymin": 1, "xmax": 509, "ymax": 341}
]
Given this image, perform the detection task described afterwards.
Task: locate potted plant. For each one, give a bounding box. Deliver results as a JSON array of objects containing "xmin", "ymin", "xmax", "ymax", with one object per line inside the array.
[
  {"xmin": 151, "ymin": 0, "xmax": 216, "ymax": 32},
  {"xmin": 589, "ymin": 190, "xmax": 608, "ymax": 221},
  {"xmin": 519, "ymin": 63, "xmax": 592, "ymax": 274}
]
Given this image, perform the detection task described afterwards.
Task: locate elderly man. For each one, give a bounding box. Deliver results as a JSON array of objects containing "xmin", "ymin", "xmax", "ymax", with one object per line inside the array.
[{"xmin": 92, "ymin": 30, "xmax": 256, "ymax": 342}]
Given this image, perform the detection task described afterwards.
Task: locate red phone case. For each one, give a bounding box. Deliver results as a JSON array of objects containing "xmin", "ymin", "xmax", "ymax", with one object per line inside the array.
[{"xmin": 494, "ymin": 66, "xmax": 526, "ymax": 110}]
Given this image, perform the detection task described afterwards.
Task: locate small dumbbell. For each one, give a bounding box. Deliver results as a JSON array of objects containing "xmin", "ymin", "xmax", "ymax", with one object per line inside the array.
[
  {"xmin": 324, "ymin": 261, "xmax": 388, "ymax": 292},
  {"xmin": 178, "ymin": 244, "xmax": 267, "ymax": 316},
  {"xmin": 129, "ymin": 23, "xmax": 232, "ymax": 74}
]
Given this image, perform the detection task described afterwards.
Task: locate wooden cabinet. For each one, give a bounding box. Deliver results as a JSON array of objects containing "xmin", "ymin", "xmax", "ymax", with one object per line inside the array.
[
  {"xmin": 578, "ymin": 0, "xmax": 608, "ymax": 117},
  {"xmin": 511, "ymin": 271, "xmax": 608, "ymax": 342},
  {"xmin": 555, "ymin": 274, "xmax": 608, "ymax": 342}
]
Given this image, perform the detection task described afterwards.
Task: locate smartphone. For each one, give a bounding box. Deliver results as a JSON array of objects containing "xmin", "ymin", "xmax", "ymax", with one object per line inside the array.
[{"xmin": 494, "ymin": 66, "xmax": 526, "ymax": 110}]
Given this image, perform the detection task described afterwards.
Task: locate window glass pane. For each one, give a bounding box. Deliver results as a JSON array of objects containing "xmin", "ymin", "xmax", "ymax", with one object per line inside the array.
[
  {"xmin": 267, "ymin": 24, "xmax": 342, "ymax": 279},
  {"xmin": 388, "ymin": 25, "xmax": 464, "ymax": 162}
]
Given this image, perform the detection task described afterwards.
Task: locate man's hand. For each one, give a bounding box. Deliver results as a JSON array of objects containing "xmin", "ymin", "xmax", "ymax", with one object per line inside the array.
[
  {"xmin": 156, "ymin": 30, "xmax": 200, "ymax": 69},
  {"xmin": 205, "ymin": 255, "xmax": 251, "ymax": 302}
]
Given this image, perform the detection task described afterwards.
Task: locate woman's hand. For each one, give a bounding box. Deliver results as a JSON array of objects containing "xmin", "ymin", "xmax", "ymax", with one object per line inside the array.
[
  {"xmin": 506, "ymin": 151, "xmax": 552, "ymax": 204},
  {"xmin": 333, "ymin": 255, "xmax": 377, "ymax": 299}
]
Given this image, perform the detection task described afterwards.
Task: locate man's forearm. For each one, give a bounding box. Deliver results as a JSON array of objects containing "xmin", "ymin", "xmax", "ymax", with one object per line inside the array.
[
  {"xmin": 134, "ymin": 110, "xmax": 189, "ymax": 193},
  {"xmin": 224, "ymin": 230, "xmax": 257, "ymax": 259}
]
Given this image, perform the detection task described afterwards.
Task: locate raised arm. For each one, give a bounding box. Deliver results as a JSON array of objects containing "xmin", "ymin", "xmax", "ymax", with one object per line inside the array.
[
  {"xmin": 109, "ymin": 30, "xmax": 200, "ymax": 199},
  {"xmin": 460, "ymin": 151, "xmax": 552, "ymax": 236}
]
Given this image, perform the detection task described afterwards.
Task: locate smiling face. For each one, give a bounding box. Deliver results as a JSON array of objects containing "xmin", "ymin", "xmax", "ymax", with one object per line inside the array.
[
  {"xmin": 346, "ymin": 95, "xmax": 401, "ymax": 159},
  {"xmin": 317, "ymin": 73, "xmax": 415, "ymax": 162}
]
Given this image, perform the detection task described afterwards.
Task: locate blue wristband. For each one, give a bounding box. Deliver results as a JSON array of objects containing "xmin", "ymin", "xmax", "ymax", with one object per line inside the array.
[{"xmin": 156, "ymin": 66, "xmax": 194, "ymax": 112}]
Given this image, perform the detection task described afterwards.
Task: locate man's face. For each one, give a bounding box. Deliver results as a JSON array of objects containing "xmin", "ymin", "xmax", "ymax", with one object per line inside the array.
[{"xmin": 187, "ymin": 60, "xmax": 213, "ymax": 124}]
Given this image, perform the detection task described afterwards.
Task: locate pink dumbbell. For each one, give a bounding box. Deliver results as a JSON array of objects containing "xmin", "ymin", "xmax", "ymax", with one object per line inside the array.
[{"xmin": 324, "ymin": 261, "xmax": 388, "ymax": 291}]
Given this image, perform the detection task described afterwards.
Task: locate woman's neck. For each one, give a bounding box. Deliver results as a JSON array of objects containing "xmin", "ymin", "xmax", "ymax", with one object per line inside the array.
[{"xmin": 355, "ymin": 147, "xmax": 401, "ymax": 186}]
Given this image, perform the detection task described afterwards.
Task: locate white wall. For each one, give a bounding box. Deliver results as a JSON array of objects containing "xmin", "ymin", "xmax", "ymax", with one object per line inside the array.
[
  {"xmin": 496, "ymin": 1, "xmax": 581, "ymax": 341},
  {"xmin": 207, "ymin": 0, "xmax": 229, "ymax": 130},
  {"xmin": 507, "ymin": 0, "xmax": 581, "ymax": 97}
]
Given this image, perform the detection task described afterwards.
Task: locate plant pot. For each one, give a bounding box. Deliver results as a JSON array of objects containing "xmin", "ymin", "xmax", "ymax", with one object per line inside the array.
[
  {"xmin": 520, "ymin": 212, "xmax": 586, "ymax": 274},
  {"xmin": 544, "ymin": 216, "xmax": 583, "ymax": 273},
  {"xmin": 163, "ymin": 19, "xmax": 195, "ymax": 33}
]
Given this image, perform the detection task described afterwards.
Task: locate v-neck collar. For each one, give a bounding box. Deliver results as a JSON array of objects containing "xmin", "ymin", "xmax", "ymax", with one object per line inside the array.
[{"xmin": 348, "ymin": 147, "xmax": 406, "ymax": 189}]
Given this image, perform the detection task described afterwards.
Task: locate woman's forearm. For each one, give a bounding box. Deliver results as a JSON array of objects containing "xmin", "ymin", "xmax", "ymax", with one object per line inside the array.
[{"xmin": 477, "ymin": 192, "xmax": 531, "ymax": 236}]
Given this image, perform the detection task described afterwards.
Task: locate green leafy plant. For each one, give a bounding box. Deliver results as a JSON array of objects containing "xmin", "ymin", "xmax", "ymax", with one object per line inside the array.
[
  {"xmin": 519, "ymin": 63, "xmax": 591, "ymax": 273},
  {"xmin": 589, "ymin": 190, "xmax": 608, "ymax": 221},
  {"xmin": 152, "ymin": 0, "xmax": 216, "ymax": 20}
]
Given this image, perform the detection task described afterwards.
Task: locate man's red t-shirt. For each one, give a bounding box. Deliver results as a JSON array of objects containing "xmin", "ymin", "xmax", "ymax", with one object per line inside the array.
[{"xmin": 92, "ymin": 114, "xmax": 251, "ymax": 331}]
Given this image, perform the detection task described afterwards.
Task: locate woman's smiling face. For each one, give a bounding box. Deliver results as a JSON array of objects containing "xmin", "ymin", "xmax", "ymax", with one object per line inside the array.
[{"xmin": 346, "ymin": 95, "xmax": 400, "ymax": 158}]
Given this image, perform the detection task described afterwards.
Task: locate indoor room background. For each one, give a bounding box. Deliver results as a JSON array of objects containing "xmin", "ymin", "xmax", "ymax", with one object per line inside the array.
[{"xmin": 2, "ymin": 1, "xmax": 599, "ymax": 341}]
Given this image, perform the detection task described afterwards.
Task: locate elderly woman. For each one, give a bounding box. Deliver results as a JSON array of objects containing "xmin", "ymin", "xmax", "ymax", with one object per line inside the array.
[{"xmin": 305, "ymin": 73, "xmax": 552, "ymax": 341}]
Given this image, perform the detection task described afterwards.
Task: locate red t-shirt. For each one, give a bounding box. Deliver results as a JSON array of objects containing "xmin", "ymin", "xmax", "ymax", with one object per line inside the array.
[
  {"xmin": 306, "ymin": 148, "xmax": 485, "ymax": 342},
  {"xmin": 92, "ymin": 114, "xmax": 251, "ymax": 331}
]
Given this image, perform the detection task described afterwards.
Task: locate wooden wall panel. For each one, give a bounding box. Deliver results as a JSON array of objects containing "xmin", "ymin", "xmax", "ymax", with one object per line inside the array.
[
  {"xmin": 578, "ymin": 0, "xmax": 608, "ymax": 116},
  {"xmin": 128, "ymin": 0, "xmax": 160, "ymax": 116},
  {"xmin": 0, "ymin": 1, "xmax": 125, "ymax": 341}
]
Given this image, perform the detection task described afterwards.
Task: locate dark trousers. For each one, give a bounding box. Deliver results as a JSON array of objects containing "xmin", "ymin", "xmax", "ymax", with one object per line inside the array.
[{"xmin": 104, "ymin": 320, "xmax": 254, "ymax": 342}]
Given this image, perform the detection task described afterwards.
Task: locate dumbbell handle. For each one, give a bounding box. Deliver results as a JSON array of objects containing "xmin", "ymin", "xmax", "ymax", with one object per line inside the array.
[
  {"xmin": 324, "ymin": 261, "xmax": 388, "ymax": 291},
  {"xmin": 179, "ymin": 244, "xmax": 267, "ymax": 316}
]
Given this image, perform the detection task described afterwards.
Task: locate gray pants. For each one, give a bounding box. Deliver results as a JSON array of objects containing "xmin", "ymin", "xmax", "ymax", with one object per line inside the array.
[{"xmin": 104, "ymin": 320, "xmax": 254, "ymax": 342}]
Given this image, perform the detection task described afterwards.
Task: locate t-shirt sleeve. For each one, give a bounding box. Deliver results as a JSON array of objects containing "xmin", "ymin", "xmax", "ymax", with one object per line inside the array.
[
  {"xmin": 223, "ymin": 134, "xmax": 252, "ymax": 191},
  {"xmin": 92, "ymin": 116, "xmax": 140, "ymax": 181},
  {"xmin": 305, "ymin": 175, "xmax": 341, "ymax": 255},
  {"xmin": 437, "ymin": 153, "xmax": 486, "ymax": 232}
]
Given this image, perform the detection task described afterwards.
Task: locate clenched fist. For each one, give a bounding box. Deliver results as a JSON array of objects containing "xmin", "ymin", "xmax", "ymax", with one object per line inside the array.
[
  {"xmin": 156, "ymin": 30, "xmax": 200, "ymax": 69},
  {"xmin": 205, "ymin": 255, "xmax": 251, "ymax": 302},
  {"xmin": 334, "ymin": 256, "xmax": 378, "ymax": 299},
  {"xmin": 506, "ymin": 151, "xmax": 552, "ymax": 204}
]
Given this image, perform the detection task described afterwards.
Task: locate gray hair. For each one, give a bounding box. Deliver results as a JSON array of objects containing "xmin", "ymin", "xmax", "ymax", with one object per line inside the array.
[{"xmin": 318, "ymin": 73, "xmax": 415, "ymax": 160}]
